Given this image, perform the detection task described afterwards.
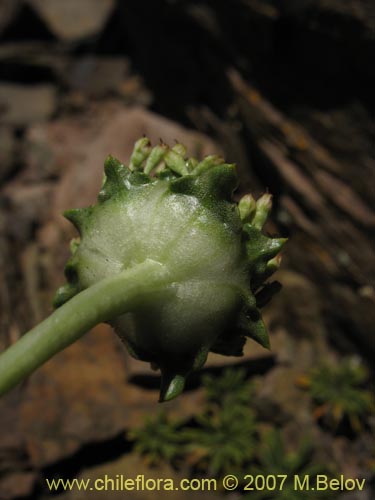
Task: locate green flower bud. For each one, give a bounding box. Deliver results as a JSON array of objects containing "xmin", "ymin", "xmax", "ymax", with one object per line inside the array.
[
  {"xmin": 0, "ymin": 138, "xmax": 286, "ymax": 402},
  {"xmin": 56, "ymin": 139, "xmax": 286, "ymax": 401}
]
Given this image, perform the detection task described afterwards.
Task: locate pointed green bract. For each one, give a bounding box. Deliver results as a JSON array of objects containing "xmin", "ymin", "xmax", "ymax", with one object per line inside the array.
[
  {"xmin": 64, "ymin": 207, "xmax": 93, "ymax": 235},
  {"xmin": 69, "ymin": 238, "xmax": 80, "ymax": 254},
  {"xmin": 63, "ymin": 208, "xmax": 85, "ymax": 232},
  {"xmin": 53, "ymin": 282, "xmax": 81, "ymax": 308},
  {"xmin": 243, "ymin": 313, "xmax": 270, "ymax": 349},
  {"xmin": 196, "ymin": 163, "xmax": 238, "ymax": 201},
  {"xmin": 53, "ymin": 138, "xmax": 286, "ymax": 401},
  {"xmin": 244, "ymin": 225, "xmax": 286, "ymax": 262},
  {"xmin": 99, "ymin": 155, "xmax": 128, "ymax": 202},
  {"xmin": 159, "ymin": 371, "xmax": 186, "ymax": 402}
]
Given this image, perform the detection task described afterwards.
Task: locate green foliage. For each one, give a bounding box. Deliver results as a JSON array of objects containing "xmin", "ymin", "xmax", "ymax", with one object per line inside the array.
[
  {"xmin": 128, "ymin": 366, "xmax": 336, "ymax": 493},
  {"xmin": 182, "ymin": 405, "xmax": 257, "ymax": 477},
  {"xmin": 201, "ymin": 367, "xmax": 253, "ymax": 407},
  {"xmin": 299, "ymin": 357, "xmax": 374, "ymax": 432},
  {"xmin": 180, "ymin": 367, "xmax": 257, "ymax": 476},
  {"xmin": 129, "ymin": 367, "xmax": 257, "ymax": 475},
  {"xmin": 246, "ymin": 429, "xmax": 337, "ymax": 499},
  {"xmin": 127, "ymin": 411, "xmax": 183, "ymax": 466}
]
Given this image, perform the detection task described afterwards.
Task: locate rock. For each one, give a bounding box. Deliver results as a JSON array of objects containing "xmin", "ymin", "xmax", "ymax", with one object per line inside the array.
[
  {"xmin": 0, "ymin": 83, "xmax": 57, "ymax": 126},
  {"xmin": 0, "ymin": 41, "xmax": 69, "ymax": 83},
  {"xmin": 18, "ymin": 325, "xmax": 205, "ymax": 468},
  {"xmin": 27, "ymin": 0, "xmax": 115, "ymax": 41},
  {"xmin": 257, "ymin": 365, "xmax": 313, "ymax": 424},
  {"xmin": 18, "ymin": 324, "xmax": 151, "ymax": 467},
  {"xmin": 0, "ymin": 391, "xmax": 36, "ymax": 500},
  {"xmin": 265, "ymin": 270, "xmax": 328, "ymax": 348},
  {"xmin": 228, "ymin": 71, "xmax": 375, "ymax": 362},
  {"xmin": 292, "ymin": 103, "xmax": 374, "ymax": 206},
  {"xmin": 0, "ymin": 472, "xmax": 36, "ymax": 500},
  {"xmin": 118, "ymin": 75, "xmax": 153, "ymax": 107},
  {"xmin": 0, "ymin": 127, "xmax": 16, "ymax": 182},
  {"xmin": 278, "ymin": 0, "xmax": 315, "ymax": 16},
  {"xmin": 0, "ymin": 0, "xmax": 21, "ymax": 36},
  {"xmin": 64, "ymin": 57, "xmax": 129, "ymax": 96},
  {"xmin": 22, "ymin": 126, "xmax": 59, "ymax": 181},
  {"xmin": 2, "ymin": 182, "xmax": 54, "ymax": 242},
  {"xmin": 51, "ymin": 105, "xmax": 219, "ymax": 213},
  {"xmin": 328, "ymin": 284, "xmax": 375, "ymax": 359}
]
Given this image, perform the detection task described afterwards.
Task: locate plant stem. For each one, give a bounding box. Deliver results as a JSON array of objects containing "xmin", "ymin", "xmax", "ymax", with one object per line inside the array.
[{"xmin": 0, "ymin": 259, "xmax": 169, "ymax": 397}]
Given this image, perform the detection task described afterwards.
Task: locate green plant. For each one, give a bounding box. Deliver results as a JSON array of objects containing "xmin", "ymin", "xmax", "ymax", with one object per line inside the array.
[
  {"xmin": 0, "ymin": 138, "xmax": 286, "ymax": 401},
  {"xmin": 201, "ymin": 366, "xmax": 254, "ymax": 407},
  {"xmin": 182, "ymin": 404, "xmax": 257, "ymax": 476},
  {"xmin": 246, "ymin": 429, "xmax": 337, "ymax": 499},
  {"xmin": 128, "ymin": 411, "xmax": 183, "ymax": 466},
  {"xmin": 298, "ymin": 357, "xmax": 374, "ymax": 432}
]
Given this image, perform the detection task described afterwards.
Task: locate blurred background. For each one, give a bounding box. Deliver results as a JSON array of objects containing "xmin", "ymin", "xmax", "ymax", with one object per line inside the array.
[{"xmin": 0, "ymin": 1, "xmax": 374, "ymax": 499}]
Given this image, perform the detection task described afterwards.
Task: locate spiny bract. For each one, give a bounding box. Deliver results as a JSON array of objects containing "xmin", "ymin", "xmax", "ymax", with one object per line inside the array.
[{"xmin": 54, "ymin": 138, "xmax": 286, "ymax": 401}]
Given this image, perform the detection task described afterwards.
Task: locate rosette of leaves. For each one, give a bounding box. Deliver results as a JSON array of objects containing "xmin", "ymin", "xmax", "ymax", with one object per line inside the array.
[
  {"xmin": 298, "ymin": 358, "xmax": 374, "ymax": 433},
  {"xmin": 182, "ymin": 404, "xmax": 257, "ymax": 477},
  {"xmin": 201, "ymin": 367, "xmax": 254, "ymax": 408},
  {"xmin": 0, "ymin": 138, "xmax": 286, "ymax": 402},
  {"xmin": 246, "ymin": 429, "xmax": 337, "ymax": 500},
  {"xmin": 127, "ymin": 411, "xmax": 183, "ymax": 466}
]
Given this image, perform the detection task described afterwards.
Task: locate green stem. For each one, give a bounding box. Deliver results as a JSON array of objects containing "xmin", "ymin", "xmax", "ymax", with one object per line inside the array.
[{"xmin": 0, "ymin": 259, "xmax": 169, "ymax": 397}]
